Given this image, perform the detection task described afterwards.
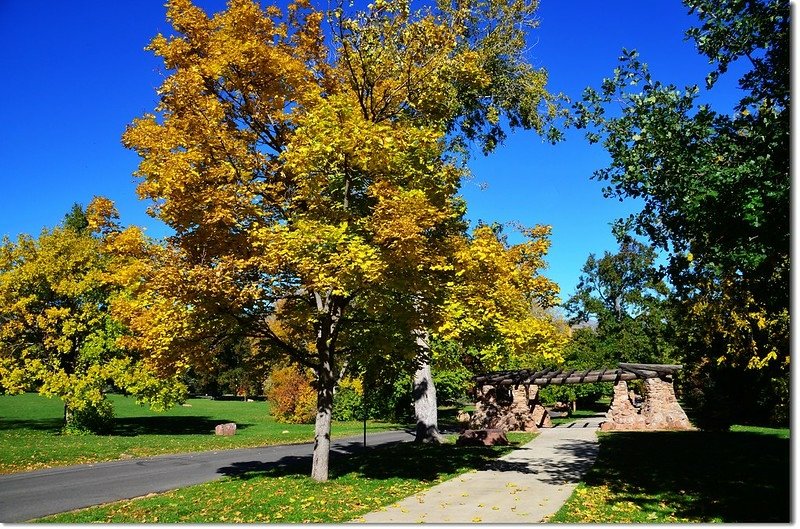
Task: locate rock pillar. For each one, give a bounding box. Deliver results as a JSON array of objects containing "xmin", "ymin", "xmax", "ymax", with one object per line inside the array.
[
  {"xmin": 602, "ymin": 377, "xmax": 693, "ymax": 431},
  {"xmin": 469, "ymin": 384, "xmax": 552, "ymax": 431},
  {"xmin": 640, "ymin": 377, "xmax": 692, "ymax": 429},
  {"xmin": 602, "ymin": 380, "xmax": 645, "ymax": 430}
]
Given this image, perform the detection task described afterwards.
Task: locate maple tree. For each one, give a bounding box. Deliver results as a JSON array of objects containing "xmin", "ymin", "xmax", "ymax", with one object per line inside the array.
[
  {"xmin": 0, "ymin": 200, "xmax": 184, "ymax": 432},
  {"xmin": 121, "ymin": 0, "xmax": 562, "ymax": 480}
]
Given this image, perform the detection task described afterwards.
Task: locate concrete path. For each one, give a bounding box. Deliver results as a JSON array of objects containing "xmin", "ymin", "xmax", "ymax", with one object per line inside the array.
[
  {"xmin": 0, "ymin": 430, "xmax": 414, "ymax": 523},
  {"xmin": 357, "ymin": 416, "xmax": 604, "ymax": 524}
]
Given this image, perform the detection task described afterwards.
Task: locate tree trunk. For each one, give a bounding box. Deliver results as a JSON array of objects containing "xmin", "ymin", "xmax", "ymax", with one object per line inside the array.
[
  {"xmin": 413, "ymin": 330, "xmax": 443, "ymax": 443},
  {"xmin": 64, "ymin": 403, "xmax": 73, "ymax": 428},
  {"xmin": 310, "ymin": 351, "xmax": 336, "ymax": 481}
]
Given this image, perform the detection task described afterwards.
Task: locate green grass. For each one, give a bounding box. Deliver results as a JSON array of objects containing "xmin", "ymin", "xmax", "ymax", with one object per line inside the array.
[
  {"xmin": 0, "ymin": 393, "xmax": 404, "ymax": 474},
  {"xmin": 37, "ymin": 432, "xmax": 535, "ymax": 523},
  {"xmin": 548, "ymin": 425, "xmax": 790, "ymax": 523}
]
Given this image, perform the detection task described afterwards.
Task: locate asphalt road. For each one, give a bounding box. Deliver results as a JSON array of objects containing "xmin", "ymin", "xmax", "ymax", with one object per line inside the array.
[{"xmin": 0, "ymin": 430, "xmax": 414, "ymax": 522}]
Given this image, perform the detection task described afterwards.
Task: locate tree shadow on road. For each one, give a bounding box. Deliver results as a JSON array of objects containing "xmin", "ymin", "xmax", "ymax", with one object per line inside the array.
[{"xmin": 217, "ymin": 439, "xmax": 527, "ymax": 483}]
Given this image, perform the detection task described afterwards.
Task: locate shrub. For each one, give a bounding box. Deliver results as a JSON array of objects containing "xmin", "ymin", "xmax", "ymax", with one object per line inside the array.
[
  {"xmin": 367, "ymin": 376, "xmax": 413, "ymax": 423},
  {"xmin": 265, "ymin": 366, "xmax": 316, "ymax": 424},
  {"xmin": 63, "ymin": 398, "xmax": 115, "ymax": 435},
  {"xmin": 333, "ymin": 377, "xmax": 364, "ymax": 421},
  {"xmin": 432, "ymin": 367, "xmax": 472, "ymax": 405}
]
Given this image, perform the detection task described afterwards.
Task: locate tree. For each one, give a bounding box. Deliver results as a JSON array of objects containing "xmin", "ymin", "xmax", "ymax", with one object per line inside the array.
[
  {"xmin": 411, "ymin": 223, "xmax": 568, "ymax": 440},
  {"xmin": 564, "ymin": 239, "xmax": 677, "ymax": 367},
  {"xmin": 572, "ymin": 0, "xmax": 789, "ymax": 427},
  {"xmin": 0, "ymin": 200, "xmax": 184, "ymax": 432},
  {"xmin": 120, "ymin": 0, "xmax": 562, "ymax": 480},
  {"xmin": 439, "ymin": 224, "xmax": 566, "ymax": 372}
]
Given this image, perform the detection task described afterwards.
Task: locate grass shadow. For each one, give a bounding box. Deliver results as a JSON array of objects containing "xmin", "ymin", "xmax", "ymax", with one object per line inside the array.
[
  {"xmin": 585, "ymin": 430, "xmax": 790, "ymax": 523},
  {"xmin": 112, "ymin": 416, "xmax": 253, "ymax": 436},
  {"xmin": 0, "ymin": 417, "xmax": 65, "ymax": 433}
]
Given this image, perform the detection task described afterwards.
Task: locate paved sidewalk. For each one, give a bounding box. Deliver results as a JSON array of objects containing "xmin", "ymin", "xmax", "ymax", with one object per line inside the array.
[{"xmin": 357, "ymin": 416, "xmax": 604, "ymax": 523}]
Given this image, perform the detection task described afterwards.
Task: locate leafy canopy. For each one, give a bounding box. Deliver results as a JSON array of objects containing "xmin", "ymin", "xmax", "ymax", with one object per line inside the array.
[
  {"xmin": 0, "ymin": 200, "xmax": 185, "ymax": 429},
  {"xmin": 572, "ymin": 0, "xmax": 789, "ymax": 372},
  {"xmin": 120, "ymin": 0, "xmax": 563, "ymax": 478}
]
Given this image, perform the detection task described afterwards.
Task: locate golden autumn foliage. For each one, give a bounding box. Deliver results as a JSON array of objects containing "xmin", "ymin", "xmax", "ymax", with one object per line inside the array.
[
  {"xmin": 265, "ymin": 365, "xmax": 317, "ymax": 424},
  {"xmin": 0, "ymin": 199, "xmax": 185, "ymax": 430},
  {"xmin": 437, "ymin": 225, "xmax": 567, "ymax": 371},
  {"xmin": 119, "ymin": 0, "xmax": 561, "ymax": 479}
]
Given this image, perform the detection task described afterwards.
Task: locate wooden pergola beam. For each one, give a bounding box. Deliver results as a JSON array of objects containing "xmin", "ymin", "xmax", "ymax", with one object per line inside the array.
[{"xmin": 474, "ymin": 363, "xmax": 684, "ymax": 387}]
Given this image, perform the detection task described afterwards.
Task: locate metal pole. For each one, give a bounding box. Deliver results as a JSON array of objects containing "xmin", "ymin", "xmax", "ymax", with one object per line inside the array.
[{"xmin": 363, "ymin": 376, "xmax": 367, "ymax": 447}]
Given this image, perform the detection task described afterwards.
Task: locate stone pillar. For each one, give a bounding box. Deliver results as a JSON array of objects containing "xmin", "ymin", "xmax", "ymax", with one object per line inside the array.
[
  {"xmin": 640, "ymin": 377, "xmax": 692, "ymax": 430},
  {"xmin": 469, "ymin": 384, "xmax": 551, "ymax": 431},
  {"xmin": 602, "ymin": 380, "xmax": 645, "ymax": 430}
]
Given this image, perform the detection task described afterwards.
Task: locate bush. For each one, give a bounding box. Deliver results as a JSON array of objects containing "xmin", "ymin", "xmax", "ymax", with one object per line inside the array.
[
  {"xmin": 367, "ymin": 376, "xmax": 413, "ymax": 423},
  {"xmin": 432, "ymin": 367, "xmax": 471, "ymax": 405},
  {"xmin": 681, "ymin": 360, "xmax": 790, "ymax": 431},
  {"xmin": 63, "ymin": 398, "xmax": 115, "ymax": 435},
  {"xmin": 333, "ymin": 377, "xmax": 364, "ymax": 421},
  {"xmin": 265, "ymin": 366, "xmax": 316, "ymax": 424},
  {"xmin": 539, "ymin": 382, "xmax": 611, "ymax": 409}
]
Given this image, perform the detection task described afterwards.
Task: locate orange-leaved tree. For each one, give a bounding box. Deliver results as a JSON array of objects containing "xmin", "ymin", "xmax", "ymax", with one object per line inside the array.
[{"xmin": 120, "ymin": 0, "xmax": 561, "ymax": 481}]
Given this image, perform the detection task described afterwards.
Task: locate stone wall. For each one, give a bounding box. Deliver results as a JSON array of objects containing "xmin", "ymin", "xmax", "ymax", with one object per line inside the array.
[
  {"xmin": 469, "ymin": 384, "xmax": 552, "ymax": 431},
  {"xmin": 601, "ymin": 377, "xmax": 692, "ymax": 431}
]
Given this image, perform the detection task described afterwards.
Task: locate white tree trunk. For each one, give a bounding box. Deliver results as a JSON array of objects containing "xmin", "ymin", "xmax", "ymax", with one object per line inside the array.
[
  {"xmin": 413, "ymin": 331, "xmax": 443, "ymax": 443},
  {"xmin": 310, "ymin": 342, "xmax": 336, "ymax": 482},
  {"xmin": 311, "ymin": 363, "xmax": 335, "ymax": 482}
]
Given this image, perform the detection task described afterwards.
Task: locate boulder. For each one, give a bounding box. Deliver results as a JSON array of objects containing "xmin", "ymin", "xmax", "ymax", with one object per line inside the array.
[
  {"xmin": 215, "ymin": 422, "xmax": 237, "ymax": 436},
  {"xmin": 456, "ymin": 429, "xmax": 509, "ymax": 446}
]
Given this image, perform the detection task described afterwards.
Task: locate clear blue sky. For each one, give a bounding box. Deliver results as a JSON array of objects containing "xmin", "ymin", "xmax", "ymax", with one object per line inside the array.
[{"xmin": 0, "ymin": 0, "xmax": 744, "ymax": 300}]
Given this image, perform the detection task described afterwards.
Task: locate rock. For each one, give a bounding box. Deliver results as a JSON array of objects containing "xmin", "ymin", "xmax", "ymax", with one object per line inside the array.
[
  {"xmin": 215, "ymin": 423, "xmax": 237, "ymax": 436},
  {"xmin": 456, "ymin": 429, "xmax": 509, "ymax": 446},
  {"xmin": 469, "ymin": 384, "xmax": 549, "ymax": 431},
  {"xmin": 456, "ymin": 411, "xmax": 471, "ymax": 423}
]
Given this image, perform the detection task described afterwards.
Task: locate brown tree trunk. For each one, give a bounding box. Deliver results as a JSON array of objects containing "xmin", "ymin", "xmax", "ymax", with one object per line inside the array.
[{"xmin": 413, "ymin": 330, "xmax": 443, "ymax": 444}]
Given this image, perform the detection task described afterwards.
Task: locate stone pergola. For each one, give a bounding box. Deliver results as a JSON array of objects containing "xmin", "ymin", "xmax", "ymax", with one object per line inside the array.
[{"xmin": 470, "ymin": 363, "xmax": 693, "ymax": 432}]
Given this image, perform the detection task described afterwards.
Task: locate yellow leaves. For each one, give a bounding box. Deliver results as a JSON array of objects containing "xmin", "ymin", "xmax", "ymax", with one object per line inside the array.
[
  {"xmin": 255, "ymin": 220, "xmax": 385, "ymax": 297},
  {"xmin": 687, "ymin": 274, "xmax": 788, "ymax": 371},
  {"xmin": 86, "ymin": 196, "xmax": 120, "ymax": 235},
  {"xmin": 437, "ymin": 224, "xmax": 566, "ymax": 370}
]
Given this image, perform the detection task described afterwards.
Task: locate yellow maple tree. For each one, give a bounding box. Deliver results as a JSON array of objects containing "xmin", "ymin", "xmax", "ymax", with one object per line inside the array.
[
  {"xmin": 120, "ymin": 0, "xmax": 561, "ymax": 480},
  {"xmin": 0, "ymin": 199, "xmax": 185, "ymax": 432}
]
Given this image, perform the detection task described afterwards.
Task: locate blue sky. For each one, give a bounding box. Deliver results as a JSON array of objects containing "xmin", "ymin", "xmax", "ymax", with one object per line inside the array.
[{"xmin": 0, "ymin": 0, "xmax": 745, "ymax": 300}]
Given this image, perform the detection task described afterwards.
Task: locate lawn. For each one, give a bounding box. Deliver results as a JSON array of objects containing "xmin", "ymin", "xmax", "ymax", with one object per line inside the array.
[
  {"xmin": 548, "ymin": 425, "xmax": 790, "ymax": 523},
  {"xmin": 37, "ymin": 432, "xmax": 536, "ymax": 523},
  {"xmin": 0, "ymin": 393, "xmax": 404, "ymax": 474}
]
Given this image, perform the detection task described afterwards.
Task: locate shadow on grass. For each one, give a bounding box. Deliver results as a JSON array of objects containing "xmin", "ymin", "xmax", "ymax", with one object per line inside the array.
[
  {"xmin": 113, "ymin": 416, "xmax": 252, "ymax": 436},
  {"xmin": 0, "ymin": 414, "xmax": 252, "ymax": 437},
  {"xmin": 0, "ymin": 417, "xmax": 65, "ymax": 433},
  {"xmin": 217, "ymin": 439, "xmax": 525, "ymax": 483},
  {"xmin": 585, "ymin": 430, "xmax": 790, "ymax": 523}
]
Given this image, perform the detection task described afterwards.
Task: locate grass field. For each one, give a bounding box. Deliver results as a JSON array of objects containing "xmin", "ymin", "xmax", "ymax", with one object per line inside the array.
[
  {"xmin": 0, "ymin": 393, "xmax": 404, "ymax": 474},
  {"xmin": 37, "ymin": 432, "xmax": 535, "ymax": 523},
  {"xmin": 548, "ymin": 425, "xmax": 790, "ymax": 523}
]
